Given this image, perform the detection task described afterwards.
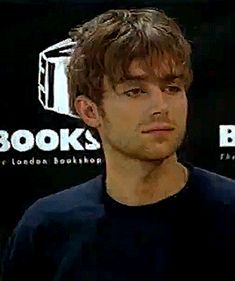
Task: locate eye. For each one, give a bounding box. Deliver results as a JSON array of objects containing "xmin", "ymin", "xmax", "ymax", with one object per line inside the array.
[
  {"xmin": 124, "ymin": 88, "xmax": 147, "ymax": 97},
  {"xmin": 164, "ymin": 85, "xmax": 182, "ymax": 94}
]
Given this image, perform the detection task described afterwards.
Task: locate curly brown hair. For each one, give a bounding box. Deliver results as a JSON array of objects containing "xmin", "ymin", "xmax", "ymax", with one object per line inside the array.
[{"xmin": 67, "ymin": 7, "xmax": 193, "ymax": 139}]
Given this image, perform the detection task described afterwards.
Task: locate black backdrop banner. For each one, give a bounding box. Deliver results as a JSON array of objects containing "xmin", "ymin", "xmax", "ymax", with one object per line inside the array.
[{"xmin": 0, "ymin": 0, "xmax": 235, "ymax": 263}]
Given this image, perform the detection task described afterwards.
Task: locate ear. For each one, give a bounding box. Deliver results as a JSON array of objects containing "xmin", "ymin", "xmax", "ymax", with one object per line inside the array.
[{"xmin": 74, "ymin": 95, "xmax": 101, "ymax": 129}]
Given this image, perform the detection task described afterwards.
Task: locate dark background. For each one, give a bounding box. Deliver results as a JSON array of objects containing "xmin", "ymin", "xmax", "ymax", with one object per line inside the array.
[{"xmin": 0, "ymin": 0, "xmax": 234, "ymax": 269}]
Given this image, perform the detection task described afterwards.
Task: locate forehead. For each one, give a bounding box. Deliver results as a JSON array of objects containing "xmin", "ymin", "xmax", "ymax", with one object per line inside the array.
[
  {"xmin": 128, "ymin": 58, "xmax": 149, "ymax": 77},
  {"xmin": 121, "ymin": 58, "xmax": 183, "ymax": 88},
  {"xmin": 127, "ymin": 58, "xmax": 182, "ymax": 82},
  {"xmin": 103, "ymin": 57, "xmax": 184, "ymax": 92}
]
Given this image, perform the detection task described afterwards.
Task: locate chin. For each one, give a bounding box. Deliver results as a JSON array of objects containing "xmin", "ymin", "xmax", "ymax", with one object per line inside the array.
[
  {"xmin": 145, "ymin": 153, "xmax": 174, "ymax": 162},
  {"xmin": 141, "ymin": 145, "xmax": 178, "ymax": 161},
  {"xmin": 132, "ymin": 149, "xmax": 175, "ymax": 162}
]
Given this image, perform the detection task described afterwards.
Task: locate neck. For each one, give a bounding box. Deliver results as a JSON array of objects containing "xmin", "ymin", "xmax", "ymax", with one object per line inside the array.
[{"xmin": 104, "ymin": 150, "xmax": 188, "ymax": 206}]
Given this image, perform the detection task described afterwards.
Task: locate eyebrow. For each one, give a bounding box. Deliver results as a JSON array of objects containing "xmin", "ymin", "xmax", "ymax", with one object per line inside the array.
[
  {"xmin": 119, "ymin": 74, "xmax": 183, "ymax": 86},
  {"xmin": 127, "ymin": 74, "xmax": 148, "ymax": 79}
]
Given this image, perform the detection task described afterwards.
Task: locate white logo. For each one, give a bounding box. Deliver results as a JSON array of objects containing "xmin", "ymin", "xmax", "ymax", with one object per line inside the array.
[
  {"xmin": 38, "ymin": 38, "xmax": 77, "ymax": 117},
  {"xmin": 219, "ymin": 125, "xmax": 235, "ymax": 147},
  {"xmin": 0, "ymin": 40, "xmax": 102, "ymax": 166},
  {"xmin": 0, "ymin": 129, "xmax": 100, "ymax": 152}
]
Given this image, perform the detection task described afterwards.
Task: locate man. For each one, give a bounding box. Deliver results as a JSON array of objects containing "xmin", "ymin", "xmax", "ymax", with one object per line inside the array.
[{"xmin": 2, "ymin": 7, "xmax": 235, "ymax": 281}]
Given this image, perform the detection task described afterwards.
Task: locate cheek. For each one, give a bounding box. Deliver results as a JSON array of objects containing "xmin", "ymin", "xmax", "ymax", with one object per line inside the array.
[
  {"xmin": 171, "ymin": 98, "xmax": 188, "ymax": 126},
  {"xmin": 102, "ymin": 100, "xmax": 130, "ymax": 127},
  {"xmin": 175, "ymin": 96, "xmax": 188, "ymax": 114},
  {"xmin": 105, "ymin": 98, "xmax": 137, "ymax": 120}
]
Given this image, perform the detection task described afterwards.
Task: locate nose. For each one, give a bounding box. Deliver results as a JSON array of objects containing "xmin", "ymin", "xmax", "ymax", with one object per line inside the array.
[{"xmin": 149, "ymin": 86, "xmax": 169, "ymax": 116}]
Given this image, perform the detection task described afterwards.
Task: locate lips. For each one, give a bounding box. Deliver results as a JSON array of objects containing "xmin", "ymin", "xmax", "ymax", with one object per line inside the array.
[{"xmin": 142, "ymin": 124, "xmax": 175, "ymax": 133}]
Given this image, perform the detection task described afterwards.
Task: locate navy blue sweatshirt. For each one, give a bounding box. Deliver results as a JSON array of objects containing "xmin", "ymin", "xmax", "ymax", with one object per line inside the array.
[{"xmin": 2, "ymin": 162, "xmax": 235, "ymax": 281}]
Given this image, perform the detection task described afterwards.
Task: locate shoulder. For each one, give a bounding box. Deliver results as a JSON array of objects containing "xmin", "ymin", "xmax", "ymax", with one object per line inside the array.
[
  {"xmin": 19, "ymin": 173, "xmax": 104, "ymax": 229},
  {"xmin": 192, "ymin": 166, "xmax": 235, "ymax": 203},
  {"xmin": 190, "ymin": 166, "xmax": 235, "ymax": 230},
  {"xmin": 1, "ymin": 174, "xmax": 105, "ymax": 279},
  {"xmin": 190, "ymin": 167, "xmax": 235, "ymax": 253}
]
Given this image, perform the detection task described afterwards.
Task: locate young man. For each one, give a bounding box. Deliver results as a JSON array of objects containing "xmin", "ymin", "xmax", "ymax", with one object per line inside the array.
[{"xmin": 2, "ymin": 8, "xmax": 235, "ymax": 281}]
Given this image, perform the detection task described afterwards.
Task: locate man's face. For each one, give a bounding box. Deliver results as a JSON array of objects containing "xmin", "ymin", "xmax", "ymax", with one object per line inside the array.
[{"xmin": 97, "ymin": 58, "xmax": 188, "ymax": 161}]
